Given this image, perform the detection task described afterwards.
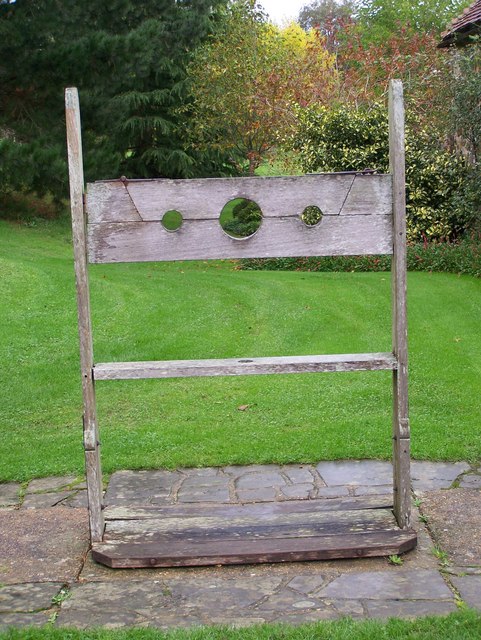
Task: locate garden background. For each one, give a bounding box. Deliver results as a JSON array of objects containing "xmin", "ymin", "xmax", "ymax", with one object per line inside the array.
[{"xmin": 0, "ymin": 0, "xmax": 480, "ymax": 482}]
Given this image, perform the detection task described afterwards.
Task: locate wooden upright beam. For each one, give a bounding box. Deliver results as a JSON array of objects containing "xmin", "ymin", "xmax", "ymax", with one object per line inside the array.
[
  {"xmin": 65, "ymin": 87, "xmax": 104, "ymax": 542},
  {"xmin": 389, "ymin": 80, "xmax": 411, "ymax": 529}
]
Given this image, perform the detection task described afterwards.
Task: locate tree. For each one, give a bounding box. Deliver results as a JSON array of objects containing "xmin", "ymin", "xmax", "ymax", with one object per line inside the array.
[
  {"xmin": 187, "ymin": 1, "xmax": 337, "ymax": 174},
  {"xmin": 0, "ymin": 0, "xmax": 228, "ymax": 201},
  {"xmin": 448, "ymin": 42, "xmax": 481, "ymax": 232},
  {"xmin": 337, "ymin": 28, "xmax": 451, "ymax": 128},
  {"xmin": 451, "ymin": 42, "xmax": 481, "ymax": 163},
  {"xmin": 298, "ymin": 0, "xmax": 357, "ymax": 51},
  {"xmin": 356, "ymin": 0, "xmax": 472, "ymax": 43}
]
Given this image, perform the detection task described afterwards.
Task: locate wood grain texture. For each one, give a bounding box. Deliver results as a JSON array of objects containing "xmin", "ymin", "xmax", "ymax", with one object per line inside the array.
[
  {"xmin": 85, "ymin": 448, "xmax": 105, "ymax": 541},
  {"xmin": 68, "ymin": 85, "xmax": 416, "ymax": 559},
  {"xmin": 105, "ymin": 507, "xmax": 396, "ymax": 539},
  {"xmin": 104, "ymin": 495, "xmax": 393, "ymax": 520},
  {"xmin": 104, "ymin": 521, "xmax": 401, "ymax": 544},
  {"xmin": 393, "ymin": 435, "xmax": 411, "ymax": 531},
  {"xmin": 86, "ymin": 180, "xmax": 142, "ymax": 223},
  {"xmin": 93, "ymin": 352, "xmax": 397, "ymax": 381},
  {"xmin": 88, "ymin": 215, "xmax": 393, "ymax": 263},
  {"xmin": 92, "ymin": 527, "xmax": 417, "ymax": 568},
  {"xmin": 95, "ymin": 498, "xmax": 416, "ymax": 567},
  {"xmin": 87, "ymin": 174, "xmax": 392, "ymax": 223},
  {"xmin": 66, "ymin": 88, "xmax": 104, "ymax": 543},
  {"xmin": 389, "ymin": 79, "xmax": 411, "ymax": 530}
]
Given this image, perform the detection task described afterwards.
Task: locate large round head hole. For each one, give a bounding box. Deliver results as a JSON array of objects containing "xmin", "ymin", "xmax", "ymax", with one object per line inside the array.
[
  {"xmin": 162, "ymin": 210, "xmax": 183, "ymax": 231},
  {"xmin": 301, "ymin": 205, "xmax": 323, "ymax": 227},
  {"xmin": 220, "ymin": 198, "xmax": 263, "ymax": 239}
]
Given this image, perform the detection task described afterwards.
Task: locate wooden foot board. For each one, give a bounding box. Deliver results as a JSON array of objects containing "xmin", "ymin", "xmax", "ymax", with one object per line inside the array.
[{"xmin": 92, "ymin": 497, "xmax": 417, "ymax": 568}]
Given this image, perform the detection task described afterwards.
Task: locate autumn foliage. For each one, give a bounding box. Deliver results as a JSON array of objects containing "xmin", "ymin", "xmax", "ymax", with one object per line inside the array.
[
  {"xmin": 337, "ymin": 26, "xmax": 451, "ymax": 128},
  {"xmin": 187, "ymin": 2, "xmax": 338, "ymax": 174}
]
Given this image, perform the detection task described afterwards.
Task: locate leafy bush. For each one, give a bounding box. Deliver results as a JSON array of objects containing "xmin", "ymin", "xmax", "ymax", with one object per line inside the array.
[
  {"xmin": 238, "ymin": 238, "xmax": 481, "ymax": 277},
  {"xmin": 301, "ymin": 205, "xmax": 323, "ymax": 226},
  {"xmin": 223, "ymin": 199, "xmax": 262, "ymax": 237},
  {"xmin": 289, "ymin": 102, "xmax": 476, "ymax": 241},
  {"xmin": 0, "ymin": 191, "xmax": 64, "ymax": 222}
]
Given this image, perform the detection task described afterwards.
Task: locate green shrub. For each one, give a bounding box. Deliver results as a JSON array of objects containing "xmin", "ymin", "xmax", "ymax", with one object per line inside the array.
[
  {"xmin": 301, "ymin": 205, "xmax": 323, "ymax": 226},
  {"xmin": 223, "ymin": 199, "xmax": 262, "ymax": 237},
  {"xmin": 238, "ymin": 238, "xmax": 481, "ymax": 277},
  {"xmin": 288, "ymin": 102, "xmax": 476, "ymax": 241},
  {"xmin": 0, "ymin": 191, "xmax": 64, "ymax": 222}
]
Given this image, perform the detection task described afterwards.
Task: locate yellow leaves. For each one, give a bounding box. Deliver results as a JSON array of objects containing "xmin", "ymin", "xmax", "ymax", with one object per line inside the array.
[{"xmin": 187, "ymin": 1, "xmax": 339, "ymax": 165}]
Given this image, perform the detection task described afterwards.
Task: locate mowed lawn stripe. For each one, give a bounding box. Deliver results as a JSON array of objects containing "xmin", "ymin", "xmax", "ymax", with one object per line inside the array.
[{"xmin": 0, "ymin": 220, "xmax": 480, "ymax": 481}]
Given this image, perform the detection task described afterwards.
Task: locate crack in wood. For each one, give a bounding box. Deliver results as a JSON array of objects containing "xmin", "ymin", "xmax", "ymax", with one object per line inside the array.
[
  {"xmin": 122, "ymin": 183, "xmax": 144, "ymax": 221},
  {"xmin": 337, "ymin": 175, "xmax": 357, "ymax": 216}
]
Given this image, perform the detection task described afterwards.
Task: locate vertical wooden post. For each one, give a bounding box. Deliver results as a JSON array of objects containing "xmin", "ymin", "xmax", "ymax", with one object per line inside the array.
[
  {"xmin": 389, "ymin": 80, "xmax": 411, "ymax": 529},
  {"xmin": 65, "ymin": 87, "xmax": 104, "ymax": 542}
]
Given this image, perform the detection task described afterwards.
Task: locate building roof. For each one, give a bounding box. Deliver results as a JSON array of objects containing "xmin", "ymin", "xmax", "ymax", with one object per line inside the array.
[{"xmin": 438, "ymin": 0, "xmax": 481, "ymax": 47}]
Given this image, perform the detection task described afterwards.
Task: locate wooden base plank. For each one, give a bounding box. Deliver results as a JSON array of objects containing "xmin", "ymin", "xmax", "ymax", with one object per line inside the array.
[
  {"xmin": 93, "ymin": 528, "xmax": 417, "ymax": 568},
  {"xmin": 103, "ymin": 495, "xmax": 392, "ymax": 520},
  {"xmin": 93, "ymin": 500, "xmax": 417, "ymax": 569},
  {"xmin": 104, "ymin": 508, "xmax": 397, "ymax": 541}
]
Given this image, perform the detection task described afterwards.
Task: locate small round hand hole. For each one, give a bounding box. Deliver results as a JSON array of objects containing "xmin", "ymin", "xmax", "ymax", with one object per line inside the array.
[
  {"xmin": 162, "ymin": 210, "xmax": 183, "ymax": 231},
  {"xmin": 301, "ymin": 205, "xmax": 323, "ymax": 227}
]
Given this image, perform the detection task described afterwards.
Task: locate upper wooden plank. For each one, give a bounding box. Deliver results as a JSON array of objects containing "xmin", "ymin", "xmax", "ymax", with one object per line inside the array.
[
  {"xmin": 87, "ymin": 174, "xmax": 392, "ymax": 222},
  {"xmin": 86, "ymin": 174, "xmax": 393, "ymax": 263}
]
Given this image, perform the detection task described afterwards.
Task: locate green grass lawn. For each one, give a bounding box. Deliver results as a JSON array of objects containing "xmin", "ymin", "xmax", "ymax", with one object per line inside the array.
[
  {"xmin": 0, "ymin": 219, "xmax": 480, "ymax": 481},
  {"xmin": 1, "ymin": 610, "xmax": 481, "ymax": 639}
]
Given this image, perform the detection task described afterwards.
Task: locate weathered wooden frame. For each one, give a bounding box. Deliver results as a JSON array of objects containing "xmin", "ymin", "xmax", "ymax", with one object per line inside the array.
[{"xmin": 66, "ymin": 80, "xmax": 412, "ymax": 558}]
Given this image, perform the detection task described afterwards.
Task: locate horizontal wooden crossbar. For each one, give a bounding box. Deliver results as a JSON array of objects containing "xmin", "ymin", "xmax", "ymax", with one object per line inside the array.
[
  {"xmin": 86, "ymin": 174, "xmax": 393, "ymax": 263},
  {"xmin": 87, "ymin": 174, "xmax": 393, "ymax": 223},
  {"xmin": 93, "ymin": 352, "xmax": 397, "ymax": 381}
]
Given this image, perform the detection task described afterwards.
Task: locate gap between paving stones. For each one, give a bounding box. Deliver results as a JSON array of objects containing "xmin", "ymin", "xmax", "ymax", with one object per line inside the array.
[
  {"xmin": 1, "ymin": 460, "xmax": 480, "ymax": 629},
  {"xmin": 1, "ymin": 460, "xmax": 478, "ymax": 509}
]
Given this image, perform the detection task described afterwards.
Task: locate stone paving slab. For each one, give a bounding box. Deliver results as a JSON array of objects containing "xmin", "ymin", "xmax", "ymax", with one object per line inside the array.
[
  {"xmin": 1, "ymin": 460, "xmax": 480, "ymax": 630},
  {"xmin": 106, "ymin": 470, "xmax": 182, "ymax": 496},
  {"xmin": 451, "ymin": 576, "xmax": 481, "ymax": 610},
  {"xmin": 459, "ymin": 473, "xmax": 481, "ymax": 489},
  {"xmin": 281, "ymin": 484, "xmax": 314, "ymax": 500},
  {"xmin": 283, "ymin": 466, "xmax": 317, "ymax": 485},
  {"xmin": 62, "ymin": 491, "xmax": 89, "ymax": 508},
  {"xmin": 58, "ymin": 569, "xmax": 457, "ymax": 628},
  {"xmin": 364, "ymin": 600, "xmax": 458, "ymax": 619},
  {"xmin": 354, "ymin": 485, "xmax": 392, "ymax": 496},
  {"xmin": 411, "ymin": 461, "xmax": 470, "ymax": 491},
  {"xmin": 0, "ymin": 483, "xmax": 21, "ymax": 508},
  {"xmin": 0, "ymin": 583, "xmax": 63, "ymax": 613},
  {"xmin": 319, "ymin": 569, "xmax": 453, "ymax": 600},
  {"xmin": 26, "ymin": 476, "xmax": 79, "ymax": 493},
  {"xmin": 0, "ymin": 508, "xmax": 89, "ymax": 584},
  {"xmin": 0, "ymin": 612, "xmax": 53, "ymax": 630},
  {"xmin": 21, "ymin": 491, "xmax": 75, "ymax": 509},
  {"xmin": 416, "ymin": 489, "xmax": 481, "ymax": 568},
  {"xmin": 100, "ymin": 461, "xmax": 475, "ymax": 507},
  {"xmin": 236, "ymin": 487, "xmax": 278, "ymax": 502},
  {"xmin": 316, "ymin": 461, "xmax": 393, "ymax": 487},
  {"xmin": 236, "ymin": 470, "xmax": 286, "ymax": 490}
]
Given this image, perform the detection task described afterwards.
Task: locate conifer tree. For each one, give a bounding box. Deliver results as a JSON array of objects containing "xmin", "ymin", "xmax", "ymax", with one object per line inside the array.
[{"xmin": 0, "ymin": 0, "xmax": 228, "ymax": 200}]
